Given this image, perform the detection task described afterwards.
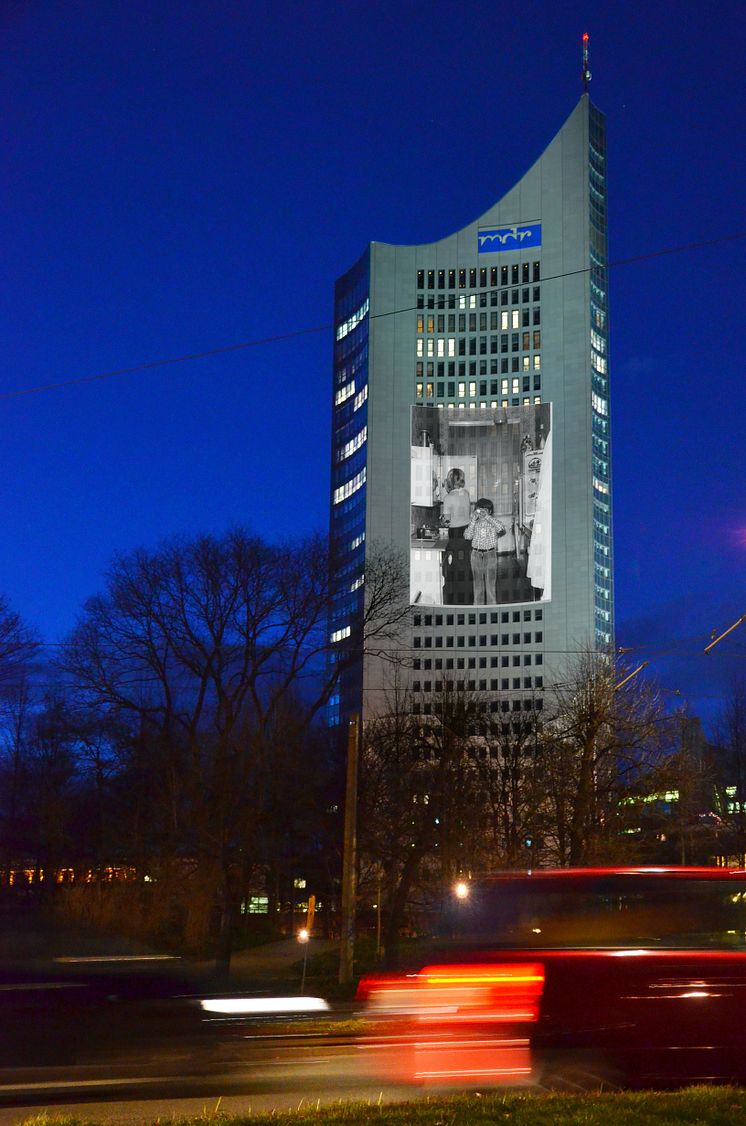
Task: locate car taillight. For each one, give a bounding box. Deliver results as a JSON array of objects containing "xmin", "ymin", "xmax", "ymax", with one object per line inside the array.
[
  {"xmin": 359, "ymin": 963, "xmax": 545, "ymax": 1085},
  {"xmin": 416, "ymin": 963, "xmax": 545, "ymax": 1023}
]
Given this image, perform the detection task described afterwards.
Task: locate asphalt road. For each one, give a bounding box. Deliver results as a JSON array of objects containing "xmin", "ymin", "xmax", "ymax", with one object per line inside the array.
[
  {"xmin": 0, "ymin": 902, "xmax": 422, "ymax": 1121},
  {"xmin": 0, "ymin": 1034, "xmax": 421, "ymax": 1123}
]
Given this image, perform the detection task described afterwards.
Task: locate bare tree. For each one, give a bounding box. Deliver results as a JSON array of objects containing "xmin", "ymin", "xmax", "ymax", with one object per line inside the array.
[
  {"xmin": 0, "ymin": 598, "xmax": 40, "ymax": 882},
  {"xmin": 541, "ymin": 651, "xmax": 668, "ymax": 866},
  {"xmin": 359, "ymin": 684, "xmax": 485, "ymax": 965},
  {"xmin": 60, "ymin": 530, "xmax": 407, "ymax": 971},
  {"xmin": 479, "ymin": 705, "xmax": 546, "ymax": 868},
  {"xmin": 0, "ymin": 595, "xmax": 38, "ymax": 691}
]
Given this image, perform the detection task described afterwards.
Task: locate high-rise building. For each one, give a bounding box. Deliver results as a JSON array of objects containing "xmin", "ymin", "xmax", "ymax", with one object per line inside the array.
[{"xmin": 328, "ymin": 93, "xmax": 612, "ymax": 728}]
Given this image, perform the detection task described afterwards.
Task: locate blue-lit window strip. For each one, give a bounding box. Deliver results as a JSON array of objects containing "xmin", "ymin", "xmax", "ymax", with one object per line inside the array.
[
  {"xmin": 329, "ymin": 252, "xmax": 369, "ymax": 722},
  {"xmin": 333, "ymin": 468, "xmax": 366, "ymax": 505},
  {"xmin": 334, "ymin": 424, "xmax": 367, "ymax": 463},
  {"xmin": 335, "ymin": 297, "xmax": 369, "ymax": 342}
]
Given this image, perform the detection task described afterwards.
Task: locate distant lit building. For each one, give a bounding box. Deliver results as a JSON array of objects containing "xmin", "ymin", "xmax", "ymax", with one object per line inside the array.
[{"xmin": 328, "ymin": 94, "xmax": 612, "ymax": 726}]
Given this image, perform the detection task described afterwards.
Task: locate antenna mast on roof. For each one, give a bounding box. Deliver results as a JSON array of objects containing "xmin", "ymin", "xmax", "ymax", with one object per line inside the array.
[{"xmin": 581, "ymin": 32, "xmax": 592, "ymax": 92}]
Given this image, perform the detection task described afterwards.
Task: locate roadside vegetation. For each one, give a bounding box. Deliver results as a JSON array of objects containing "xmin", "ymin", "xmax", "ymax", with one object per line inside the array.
[{"xmin": 18, "ymin": 1087, "xmax": 746, "ymax": 1126}]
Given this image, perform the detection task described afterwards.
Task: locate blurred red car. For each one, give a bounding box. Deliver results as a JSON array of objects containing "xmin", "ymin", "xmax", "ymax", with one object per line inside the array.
[{"xmin": 358, "ymin": 867, "xmax": 746, "ymax": 1088}]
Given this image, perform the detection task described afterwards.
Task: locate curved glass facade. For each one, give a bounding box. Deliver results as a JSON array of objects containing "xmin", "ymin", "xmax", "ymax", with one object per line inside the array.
[{"xmin": 328, "ymin": 249, "xmax": 369, "ymax": 725}]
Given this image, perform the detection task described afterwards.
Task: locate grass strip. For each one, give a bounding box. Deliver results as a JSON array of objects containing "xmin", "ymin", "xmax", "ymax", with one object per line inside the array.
[{"xmin": 16, "ymin": 1085, "xmax": 746, "ymax": 1126}]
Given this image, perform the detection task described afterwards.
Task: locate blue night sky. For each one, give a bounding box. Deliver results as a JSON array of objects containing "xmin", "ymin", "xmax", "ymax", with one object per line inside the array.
[{"xmin": 2, "ymin": 0, "xmax": 745, "ymax": 726}]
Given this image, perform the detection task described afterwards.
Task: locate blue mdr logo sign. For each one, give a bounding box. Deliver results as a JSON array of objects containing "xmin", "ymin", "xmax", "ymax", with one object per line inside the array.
[{"xmin": 478, "ymin": 223, "xmax": 541, "ymax": 254}]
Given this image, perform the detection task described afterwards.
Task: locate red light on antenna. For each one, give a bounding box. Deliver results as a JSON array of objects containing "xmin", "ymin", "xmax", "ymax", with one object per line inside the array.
[{"xmin": 582, "ymin": 32, "xmax": 589, "ymax": 42}]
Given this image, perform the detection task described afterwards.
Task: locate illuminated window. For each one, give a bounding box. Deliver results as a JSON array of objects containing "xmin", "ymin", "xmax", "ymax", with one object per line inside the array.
[
  {"xmin": 533, "ymin": 330, "xmax": 541, "ymax": 349},
  {"xmin": 427, "ymin": 339, "xmax": 434, "ymax": 357},
  {"xmin": 416, "ymin": 339, "xmax": 423, "ymax": 357},
  {"xmin": 522, "ymin": 356, "xmax": 529, "ymax": 371},
  {"xmin": 336, "ymin": 297, "xmax": 369, "ymax": 341},
  {"xmin": 458, "ymin": 382, "xmax": 465, "ymax": 397},
  {"xmin": 437, "ymin": 339, "xmax": 444, "ymax": 357},
  {"xmin": 246, "ymin": 896, "xmax": 269, "ymax": 914},
  {"xmin": 335, "ymin": 380, "xmax": 355, "ymax": 406},
  {"xmin": 427, "ymin": 315, "xmax": 435, "ymax": 333},
  {"xmin": 469, "ymin": 381, "xmax": 476, "ymax": 397},
  {"xmin": 501, "ymin": 311, "xmax": 508, "ymax": 330},
  {"xmin": 512, "ymin": 378, "xmax": 519, "ymax": 393},
  {"xmin": 336, "ymin": 425, "xmax": 367, "ymax": 462},
  {"xmin": 533, "ymin": 354, "xmax": 541, "ymax": 370},
  {"xmin": 416, "ymin": 314, "xmax": 424, "ymax": 333},
  {"xmin": 501, "ymin": 379, "xmax": 508, "ymax": 394},
  {"xmin": 416, "ymin": 382, "xmax": 423, "ymax": 397},
  {"xmin": 592, "ymin": 391, "xmax": 608, "ymax": 416},
  {"xmin": 501, "ymin": 399, "xmax": 508, "ymax": 408},
  {"xmin": 511, "ymin": 310, "xmax": 519, "ymax": 329},
  {"xmin": 426, "ymin": 382, "xmax": 434, "ymax": 397}
]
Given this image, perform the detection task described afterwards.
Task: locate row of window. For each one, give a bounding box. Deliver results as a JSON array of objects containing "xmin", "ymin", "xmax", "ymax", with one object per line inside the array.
[
  {"xmin": 418, "ymin": 397, "xmax": 542, "ymax": 410},
  {"xmin": 412, "ymin": 698, "xmax": 543, "ymax": 716},
  {"xmin": 417, "ymin": 332, "xmax": 542, "ymax": 357},
  {"xmin": 418, "ymin": 358, "xmax": 540, "ymax": 379},
  {"xmin": 417, "ymin": 263, "xmax": 541, "ymax": 290},
  {"xmin": 413, "ymin": 675, "xmax": 544, "ymax": 691},
  {"xmin": 418, "ymin": 376, "xmax": 541, "ymax": 398},
  {"xmin": 415, "ymin": 608, "xmax": 542, "ymax": 626},
  {"xmin": 413, "ymin": 656, "xmax": 542, "ymax": 671},
  {"xmin": 417, "ymin": 309, "xmax": 541, "ymax": 333},
  {"xmin": 413, "ymin": 633, "xmax": 543, "ymax": 650},
  {"xmin": 417, "ymin": 286, "xmax": 540, "ymax": 311},
  {"xmin": 417, "ymin": 388, "xmax": 541, "ymax": 407}
]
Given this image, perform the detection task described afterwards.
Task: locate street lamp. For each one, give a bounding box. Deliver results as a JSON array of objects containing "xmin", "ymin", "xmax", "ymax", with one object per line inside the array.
[
  {"xmin": 297, "ymin": 927, "xmax": 310, "ymax": 995},
  {"xmin": 454, "ymin": 880, "xmax": 469, "ymax": 900}
]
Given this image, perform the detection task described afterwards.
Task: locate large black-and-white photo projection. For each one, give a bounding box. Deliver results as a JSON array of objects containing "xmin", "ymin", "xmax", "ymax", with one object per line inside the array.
[{"xmin": 410, "ymin": 404, "xmax": 552, "ymax": 606}]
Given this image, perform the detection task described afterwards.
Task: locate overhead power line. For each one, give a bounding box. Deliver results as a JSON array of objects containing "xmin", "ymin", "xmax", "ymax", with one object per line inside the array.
[{"xmin": 3, "ymin": 230, "xmax": 745, "ymax": 403}]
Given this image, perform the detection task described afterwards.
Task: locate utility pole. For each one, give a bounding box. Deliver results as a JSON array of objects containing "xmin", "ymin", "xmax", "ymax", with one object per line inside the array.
[
  {"xmin": 705, "ymin": 613, "xmax": 746, "ymax": 654},
  {"xmin": 339, "ymin": 713, "xmax": 359, "ymax": 985}
]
